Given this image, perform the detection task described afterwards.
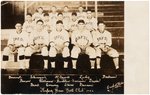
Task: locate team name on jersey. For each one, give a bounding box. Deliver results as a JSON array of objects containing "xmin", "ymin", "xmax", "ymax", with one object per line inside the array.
[
  {"xmin": 13, "ymin": 37, "xmax": 23, "ymax": 41},
  {"xmin": 75, "ymin": 36, "xmax": 89, "ymax": 43},
  {"xmin": 54, "ymin": 35, "xmax": 64, "ymax": 40},
  {"xmin": 97, "ymin": 37, "xmax": 107, "ymax": 41},
  {"xmin": 33, "ymin": 36, "xmax": 44, "ymax": 41}
]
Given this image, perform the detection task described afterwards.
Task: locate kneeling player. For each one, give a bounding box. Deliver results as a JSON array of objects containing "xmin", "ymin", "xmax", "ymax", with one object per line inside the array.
[
  {"xmin": 2, "ymin": 23, "xmax": 28, "ymax": 69},
  {"xmin": 71, "ymin": 20, "xmax": 96, "ymax": 71},
  {"xmin": 25, "ymin": 20, "xmax": 49, "ymax": 69},
  {"xmin": 49, "ymin": 20, "xmax": 70, "ymax": 70},
  {"xmin": 93, "ymin": 20, "xmax": 119, "ymax": 71}
]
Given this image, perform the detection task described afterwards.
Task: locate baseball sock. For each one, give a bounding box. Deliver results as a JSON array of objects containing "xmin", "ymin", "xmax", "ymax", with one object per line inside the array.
[
  {"xmin": 90, "ymin": 60, "xmax": 95, "ymax": 69},
  {"xmin": 96, "ymin": 58, "xmax": 101, "ymax": 69},
  {"xmin": 72, "ymin": 60, "xmax": 77, "ymax": 69},
  {"xmin": 51, "ymin": 62, "xmax": 55, "ymax": 68},
  {"xmin": 44, "ymin": 60, "xmax": 48, "ymax": 69},
  {"xmin": 64, "ymin": 62, "xmax": 68, "ymax": 68},
  {"xmin": 113, "ymin": 57, "xmax": 119, "ymax": 69}
]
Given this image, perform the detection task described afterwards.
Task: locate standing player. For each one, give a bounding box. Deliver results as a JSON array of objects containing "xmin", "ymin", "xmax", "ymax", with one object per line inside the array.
[
  {"xmin": 71, "ymin": 20, "xmax": 96, "ymax": 72},
  {"xmin": 2, "ymin": 23, "xmax": 28, "ymax": 69},
  {"xmin": 43, "ymin": 13, "xmax": 51, "ymax": 33},
  {"xmin": 49, "ymin": 20, "xmax": 70, "ymax": 71},
  {"xmin": 69, "ymin": 12, "xmax": 78, "ymax": 34},
  {"xmin": 77, "ymin": 6, "xmax": 87, "ymax": 20},
  {"xmin": 23, "ymin": 13, "xmax": 35, "ymax": 39},
  {"xmin": 25, "ymin": 20, "xmax": 49, "ymax": 69},
  {"xmin": 49, "ymin": 6, "xmax": 57, "ymax": 31},
  {"xmin": 32, "ymin": 7, "xmax": 44, "ymax": 22},
  {"xmin": 92, "ymin": 20, "xmax": 119, "ymax": 72},
  {"xmin": 85, "ymin": 10, "xmax": 97, "ymax": 31},
  {"xmin": 63, "ymin": 6, "xmax": 71, "ymax": 31}
]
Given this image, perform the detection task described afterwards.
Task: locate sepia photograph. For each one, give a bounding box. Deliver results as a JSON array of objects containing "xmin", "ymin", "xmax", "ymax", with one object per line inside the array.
[{"xmin": 1, "ymin": 0, "xmax": 125, "ymax": 94}]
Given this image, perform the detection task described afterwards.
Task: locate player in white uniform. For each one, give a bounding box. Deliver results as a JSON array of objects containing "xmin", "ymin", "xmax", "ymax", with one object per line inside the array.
[
  {"xmin": 2, "ymin": 23, "xmax": 28, "ymax": 69},
  {"xmin": 23, "ymin": 13, "xmax": 35, "ymax": 41},
  {"xmin": 77, "ymin": 6, "xmax": 87, "ymax": 20},
  {"xmin": 63, "ymin": 6, "xmax": 71, "ymax": 31},
  {"xmin": 43, "ymin": 13, "xmax": 51, "ymax": 33},
  {"xmin": 85, "ymin": 10, "xmax": 97, "ymax": 31},
  {"xmin": 56, "ymin": 12, "xmax": 71, "ymax": 31},
  {"xmin": 92, "ymin": 20, "xmax": 119, "ymax": 71},
  {"xmin": 49, "ymin": 20, "xmax": 70, "ymax": 70},
  {"xmin": 25, "ymin": 20, "xmax": 49, "ymax": 69},
  {"xmin": 71, "ymin": 20, "xmax": 96, "ymax": 70},
  {"xmin": 69, "ymin": 12, "xmax": 78, "ymax": 34},
  {"xmin": 49, "ymin": 6, "xmax": 58, "ymax": 31},
  {"xmin": 32, "ymin": 7, "xmax": 44, "ymax": 23}
]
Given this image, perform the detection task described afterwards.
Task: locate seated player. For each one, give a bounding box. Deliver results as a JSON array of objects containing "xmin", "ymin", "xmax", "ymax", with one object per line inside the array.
[
  {"xmin": 49, "ymin": 20, "xmax": 70, "ymax": 71},
  {"xmin": 92, "ymin": 20, "xmax": 120, "ymax": 72},
  {"xmin": 32, "ymin": 7, "xmax": 44, "ymax": 22},
  {"xmin": 25, "ymin": 20, "xmax": 49, "ymax": 69},
  {"xmin": 2, "ymin": 23, "xmax": 28, "ymax": 69},
  {"xmin": 71, "ymin": 20, "xmax": 96, "ymax": 72},
  {"xmin": 85, "ymin": 9, "xmax": 97, "ymax": 31}
]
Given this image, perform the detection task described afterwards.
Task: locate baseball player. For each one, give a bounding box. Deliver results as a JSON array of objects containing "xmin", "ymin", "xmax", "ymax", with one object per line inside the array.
[
  {"xmin": 69, "ymin": 12, "xmax": 78, "ymax": 33},
  {"xmin": 43, "ymin": 13, "xmax": 51, "ymax": 33},
  {"xmin": 85, "ymin": 10, "xmax": 97, "ymax": 31},
  {"xmin": 63, "ymin": 6, "xmax": 71, "ymax": 31},
  {"xmin": 23, "ymin": 13, "xmax": 35, "ymax": 39},
  {"xmin": 2, "ymin": 23, "xmax": 28, "ymax": 69},
  {"xmin": 49, "ymin": 6, "xmax": 58, "ymax": 31},
  {"xmin": 49, "ymin": 20, "xmax": 70, "ymax": 70},
  {"xmin": 25, "ymin": 20, "xmax": 49, "ymax": 69},
  {"xmin": 92, "ymin": 20, "xmax": 119, "ymax": 71},
  {"xmin": 71, "ymin": 19, "xmax": 96, "ymax": 71},
  {"xmin": 77, "ymin": 6, "xmax": 87, "ymax": 20},
  {"xmin": 57, "ymin": 12, "xmax": 71, "ymax": 31},
  {"xmin": 32, "ymin": 7, "xmax": 44, "ymax": 22}
]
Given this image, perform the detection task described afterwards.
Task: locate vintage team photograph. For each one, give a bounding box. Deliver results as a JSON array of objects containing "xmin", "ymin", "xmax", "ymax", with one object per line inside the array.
[{"xmin": 1, "ymin": 1, "xmax": 124, "ymax": 94}]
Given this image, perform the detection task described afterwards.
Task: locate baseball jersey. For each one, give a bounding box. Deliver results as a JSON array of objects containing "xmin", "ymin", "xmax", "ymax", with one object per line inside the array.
[
  {"xmin": 43, "ymin": 20, "xmax": 51, "ymax": 32},
  {"xmin": 23, "ymin": 21, "xmax": 35, "ymax": 33},
  {"xmin": 85, "ymin": 17, "xmax": 97, "ymax": 30},
  {"xmin": 32, "ymin": 12, "xmax": 44, "ymax": 22},
  {"xmin": 77, "ymin": 12, "xmax": 87, "ymax": 20},
  {"xmin": 29, "ymin": 29, "xmax": 49, "ymax": 46},
  {"xmin": 71, "ymin": 29, "xmax": 93, "ymax": 47},
  {"xmin": 69, "ymin": 19, "xmax": 78, "ymax": 31},
  {"xmin": 49, "ymin": 13, "xmax": 57, "ymax": 31},
  {"xmin": 7, "ymin": 31, "xmax": 28, "ymax": 47},
  {"xmin": 49, "ymin": 29, "xmax": 69, "ymax": 47},
  {"xmin": 92, "ymin": 30, "xmax": 112, "ymax": 46}
]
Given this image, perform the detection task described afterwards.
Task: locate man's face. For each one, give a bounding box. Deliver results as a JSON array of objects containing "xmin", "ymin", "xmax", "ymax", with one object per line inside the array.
[
  {"xmin": 36, "ymin": 21, "xmax": 43, "ymax": 30},
  {"xmin": 26, "ymin": 15, "xmax": 32, "ymax": 22},
  {"xmin": 51, "ymin": 6, "xmax": 56, "ymax": 12},
  {"xmin": 15, "ymin": 23, "xmax": 22, "ymax": 33},
  {"xmin": 72, "ymin": 15, "xmax": 77, "ymax": 21},
  {"xmin": 43, "ymin": 16, "xmax": 49, "ymax": 21},
  {"xmin": 64, "ymin": 6, "xmax": 69, "ymax": 12},
  {"xmin": 37, "ymin": 8, "xmax": 43, "ymax": 14},
  {"xmin": 57, "ymin": 14, "xmax": 63, "ymax": 20},
  {"xmin": 78, "ymin": 22, "xmax": 85, "ymax": 30},
  {"xmin": 56, "ymin": 23, "xmax": 63, "ymax": 31},
  {"xmin": 78, "ymin": 7, "xmax": 83, "ymax": 12},
  {"xmin": 87, "ymin": 11, "xmax": 92, "ymax": 19},
  {"xmin": 98, "ymin": 23, "xmax": 105, "ymax": 32}
]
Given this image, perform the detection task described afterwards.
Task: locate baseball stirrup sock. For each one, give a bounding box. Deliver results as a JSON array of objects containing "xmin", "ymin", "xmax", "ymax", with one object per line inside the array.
[
  {"xmin": 3, "ymin": 55, "xmax": 8, "ymax": 61},
  {"xmin": 19, "ymin": 55, "xmax": 25, "ymax": 60}
]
